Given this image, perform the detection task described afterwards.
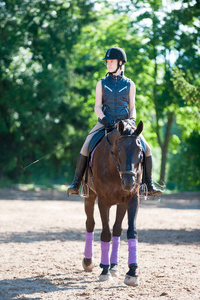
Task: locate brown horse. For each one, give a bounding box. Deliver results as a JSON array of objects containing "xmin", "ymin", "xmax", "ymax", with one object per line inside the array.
[{"xmin": 82, "ymin": 119, "xmax": 143, "ymax": 286}]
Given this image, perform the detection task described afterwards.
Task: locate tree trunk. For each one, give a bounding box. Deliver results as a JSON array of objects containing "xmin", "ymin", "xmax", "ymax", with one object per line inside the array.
[{"xmin": 159, "ymin": 112, "xmax": 174, "ymax": 184}]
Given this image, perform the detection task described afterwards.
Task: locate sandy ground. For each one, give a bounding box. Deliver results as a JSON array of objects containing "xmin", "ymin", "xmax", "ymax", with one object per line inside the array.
[{"xmin": 0, "ymin": 188, "xmax": 199, "ymax": 300}]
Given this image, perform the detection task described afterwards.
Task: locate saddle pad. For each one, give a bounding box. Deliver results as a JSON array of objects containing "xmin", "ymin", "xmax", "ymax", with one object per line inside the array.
[
  {"xmin": 88, "ymin": 128, "xmax": 105, "ymax": 155},
  {"xmin": 88, "ymin": 128, "xmax": 105, "ymax": 167},
  {"xmin": 89, "ymin": 144, "xmax": 99, "ymax": 167}
]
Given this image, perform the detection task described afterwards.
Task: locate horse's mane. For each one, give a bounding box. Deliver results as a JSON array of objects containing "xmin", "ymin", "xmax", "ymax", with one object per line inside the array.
[{"xmin": 119, "ymin": 119, "xmax": 136, "ymax": 136}]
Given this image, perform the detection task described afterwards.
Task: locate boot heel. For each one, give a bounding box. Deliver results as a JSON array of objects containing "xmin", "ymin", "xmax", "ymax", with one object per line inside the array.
[{"xmin": 67, "ymin": 154, "xmax": 88, "ymax": 196}]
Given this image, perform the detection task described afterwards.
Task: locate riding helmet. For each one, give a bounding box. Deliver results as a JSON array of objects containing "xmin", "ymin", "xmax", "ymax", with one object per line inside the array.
[{"xmin": 103, "ymin": 46, "xmax": 127, "ymax": 63}]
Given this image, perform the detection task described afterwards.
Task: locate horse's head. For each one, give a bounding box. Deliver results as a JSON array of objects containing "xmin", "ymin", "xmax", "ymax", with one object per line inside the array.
[{"xmin": 116, "ymin": 119, "xmax": 143, "ymax": 192}]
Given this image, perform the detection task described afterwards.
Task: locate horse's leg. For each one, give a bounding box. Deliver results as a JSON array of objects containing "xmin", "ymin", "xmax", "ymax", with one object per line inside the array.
[
  {"xmin": 110, "ymin": 203, "xmax": 126, "ymax": 277},
  {"xmin": 124, "ymin": 194, "xmax": 139, "ymax": 287},
  {"xmin": 98, "ymin": 197, "xmax": 112, "ymax": 281},
  {"xmin": 82, "ymin": 189, "xmax": 97, "ymax": 272}
]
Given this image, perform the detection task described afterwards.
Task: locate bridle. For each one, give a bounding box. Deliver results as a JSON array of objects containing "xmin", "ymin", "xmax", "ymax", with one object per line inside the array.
[{"xmin": 105, "ymin": 130, "xmax": 143, "ymax": 180}]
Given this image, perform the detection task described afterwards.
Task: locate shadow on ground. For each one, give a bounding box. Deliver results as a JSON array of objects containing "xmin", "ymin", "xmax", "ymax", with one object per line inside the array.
[
  {"xmin": 0, "ymin": 228, "xmax": 199, "ymax": 245},
  {"xmin": 0, "ymin": 273, "xmax": 92, "ymax": 300}
]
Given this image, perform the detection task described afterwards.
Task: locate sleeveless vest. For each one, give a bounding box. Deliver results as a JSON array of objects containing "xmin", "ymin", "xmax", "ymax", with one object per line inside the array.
[{"xmin": 98, "ymin": 74, "xmax": 132, "ymax": 124}]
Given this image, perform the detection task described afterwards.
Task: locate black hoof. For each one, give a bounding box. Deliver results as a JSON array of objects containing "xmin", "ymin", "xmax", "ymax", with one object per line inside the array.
[
  {"xmin": 101, "ymin": 267, "xmax": 109, "ymax": 276},
  {"xmin": 99, "ymin": 268, "xmax": 112, "ymax": 281},
  {"xmin": 124, "ymin": 266, "xmax": 138, "ymax": 286},
  {"xmin": 126, "ymin": 266, "xmax": 138, "ymax": 277}
]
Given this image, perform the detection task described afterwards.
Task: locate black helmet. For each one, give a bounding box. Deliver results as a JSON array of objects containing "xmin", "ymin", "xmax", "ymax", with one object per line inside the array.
[{"xmin": 103, "ymin": 46, "xmax": 127, "ymax": 63}]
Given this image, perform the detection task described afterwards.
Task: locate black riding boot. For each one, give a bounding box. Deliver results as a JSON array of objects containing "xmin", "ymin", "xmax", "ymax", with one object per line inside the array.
[
  {"xmin": 67, "ymin": 154, "xmax": 87, "ymax": 196},
  {"xmin": 145, "ymin": 156, "xmax": 162, "ymax": 196}
]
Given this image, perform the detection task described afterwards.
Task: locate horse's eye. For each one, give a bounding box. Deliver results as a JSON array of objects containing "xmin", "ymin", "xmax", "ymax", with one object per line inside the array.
[{"xmin": 136, "ymin": 139, "xmax": 141, "ymax": 146}]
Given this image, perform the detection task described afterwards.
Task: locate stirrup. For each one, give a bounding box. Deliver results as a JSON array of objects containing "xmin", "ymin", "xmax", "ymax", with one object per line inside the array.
[
  {"xmin": 80, "ymin": 183, "xmax": 89, "ymax": 198},
  {"xmin": 139, "ymin": 183, "xmax": 148, "ymax": 200}
]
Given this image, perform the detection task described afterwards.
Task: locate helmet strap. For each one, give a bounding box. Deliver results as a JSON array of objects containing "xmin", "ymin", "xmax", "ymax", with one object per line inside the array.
[{"xmin": 106, "ymin": 60, "xmax": 123, "ymax": 76}]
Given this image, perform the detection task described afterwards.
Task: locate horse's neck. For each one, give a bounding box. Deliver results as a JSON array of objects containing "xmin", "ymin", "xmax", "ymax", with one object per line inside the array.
[
  {"xmin": 102, "ymin": 130, "xmax": 120, "ymax": 175},
  {"xmin": 106, "ymin": 129, "xmax": 119, "ymax": 153}
]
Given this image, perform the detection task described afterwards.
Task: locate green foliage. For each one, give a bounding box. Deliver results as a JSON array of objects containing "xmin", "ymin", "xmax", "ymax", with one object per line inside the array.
[
  {"xmin": 0, "ymin": 0, "xmax": 199, "ymax": 191},
  {"xmin": 172, "ymin": 67, "xmax": 200, "ymax": 109},
  {"xmin": 168, "ymin": 130, "xmax": 200, "ymax": 191},
  {"xmin": 126, "ymin": 0, "xmax": 200, "ymax": 186},
  {"xmin": 0, "ymin": 0, "xmax": 95, "ymax": 183}
]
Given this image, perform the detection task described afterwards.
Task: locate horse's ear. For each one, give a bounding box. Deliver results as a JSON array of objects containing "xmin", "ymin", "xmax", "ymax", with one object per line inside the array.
[
  {"xmin": 135, "ymin": 120, "xmax": 143, "ymax": 136},
  {"xmin": 117, "ymin": 120, "xmax": 125, "ymax": 135}
]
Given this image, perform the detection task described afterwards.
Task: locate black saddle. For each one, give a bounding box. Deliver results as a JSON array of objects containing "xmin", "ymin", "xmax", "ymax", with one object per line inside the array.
[{"xmin": 88, "ymin": 128, "xmax": 105, "ymax": 155}]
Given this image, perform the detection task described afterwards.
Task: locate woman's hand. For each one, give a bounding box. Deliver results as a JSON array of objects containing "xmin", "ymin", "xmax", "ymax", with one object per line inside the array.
[{"xmin": 101, "ymin": 117, "xmax": 114, "ymax": 129}]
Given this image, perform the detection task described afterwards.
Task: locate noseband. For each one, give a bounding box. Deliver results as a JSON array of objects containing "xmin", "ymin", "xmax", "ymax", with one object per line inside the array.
[{"xmin": 105, "ymin": 131, "xmax": 142, "ymax": 180}]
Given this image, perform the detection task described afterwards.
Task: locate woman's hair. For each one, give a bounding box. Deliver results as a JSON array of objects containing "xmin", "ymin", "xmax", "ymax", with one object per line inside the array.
[{"xmin": 120, "ymin": 61, "xmax": 125, "ymax": 74}]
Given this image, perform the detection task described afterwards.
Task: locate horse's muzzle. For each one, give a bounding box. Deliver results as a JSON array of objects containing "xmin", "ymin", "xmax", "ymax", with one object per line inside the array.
[{"xmin": 121, "ymin": 174, "xmax": 136, "ymax": 191}]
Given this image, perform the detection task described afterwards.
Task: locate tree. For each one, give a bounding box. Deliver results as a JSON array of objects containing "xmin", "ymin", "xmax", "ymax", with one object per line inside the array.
[
  {"xmin": 125, "ymin": 0, "xmax": 200, "ymax": 186},
  {"xmin": 0, "ymin": 0, "xmax": 95, "ymax": 183},
  {"xmin": 1, "ymin": 0, "xmax": 199, "ymax": 191},
  {"xmin": 167, "ymin": 67, "xmax": 200, "ymax": 191}
]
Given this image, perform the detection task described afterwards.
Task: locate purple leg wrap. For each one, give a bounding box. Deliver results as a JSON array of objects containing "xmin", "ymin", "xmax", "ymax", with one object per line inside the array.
[
  {"xmin": 110, "ymin": 236, "xmax": 120, "ymax": 265},
  {"xmin": 128, "ymin": 239, "xmax": 138, "ymax": 266},
  {"xmin": 100, "ymin": 241, "xmax": 110, "ymax": 267},
  {"xmin": 84, "ymin": 231, "xmax": 93, "ymax": 259}
]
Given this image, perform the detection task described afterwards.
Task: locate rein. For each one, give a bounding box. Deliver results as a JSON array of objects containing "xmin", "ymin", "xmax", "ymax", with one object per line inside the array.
[
  {"xmin": 24, "ymin": 126, "xmax": 105, "ymax": 170},
  {"xmin": 105, "ymin": 129, "xmax": 122, "ymax": 177}
]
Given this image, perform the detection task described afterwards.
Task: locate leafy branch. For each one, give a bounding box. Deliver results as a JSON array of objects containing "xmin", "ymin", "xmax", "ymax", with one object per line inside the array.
[{"xmin": 172, "ymin": 67, "xmax": 200, "ymax": 108}]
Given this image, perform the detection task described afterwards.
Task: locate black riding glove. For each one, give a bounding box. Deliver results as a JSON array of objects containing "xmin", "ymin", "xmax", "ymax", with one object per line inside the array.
[{"xmin": 101, "ymin": 117, "xmax": 114, "ymax": 129}]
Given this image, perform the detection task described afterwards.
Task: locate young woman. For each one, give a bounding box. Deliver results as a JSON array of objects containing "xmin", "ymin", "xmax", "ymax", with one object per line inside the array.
[{"xmin": 67, "ymin": 46, "xmax": 162, "ymax": 197}]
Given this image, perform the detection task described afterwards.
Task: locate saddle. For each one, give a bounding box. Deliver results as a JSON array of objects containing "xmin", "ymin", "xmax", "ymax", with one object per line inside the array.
[{"xmin": 88, "ymin": 128, "xmax": 105, "ymax": 161}]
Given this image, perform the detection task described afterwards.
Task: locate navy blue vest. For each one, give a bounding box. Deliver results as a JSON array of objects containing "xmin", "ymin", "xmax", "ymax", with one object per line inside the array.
[{"xmin": 98, "ymin": 74, "xmax": 132, "ymax": 124}]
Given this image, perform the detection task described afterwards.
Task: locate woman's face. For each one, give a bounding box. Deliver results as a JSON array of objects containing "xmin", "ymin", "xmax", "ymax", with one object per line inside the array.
[{"xmin": 106, "ymin": 59, "xmax": 118, "ymax": 73}]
